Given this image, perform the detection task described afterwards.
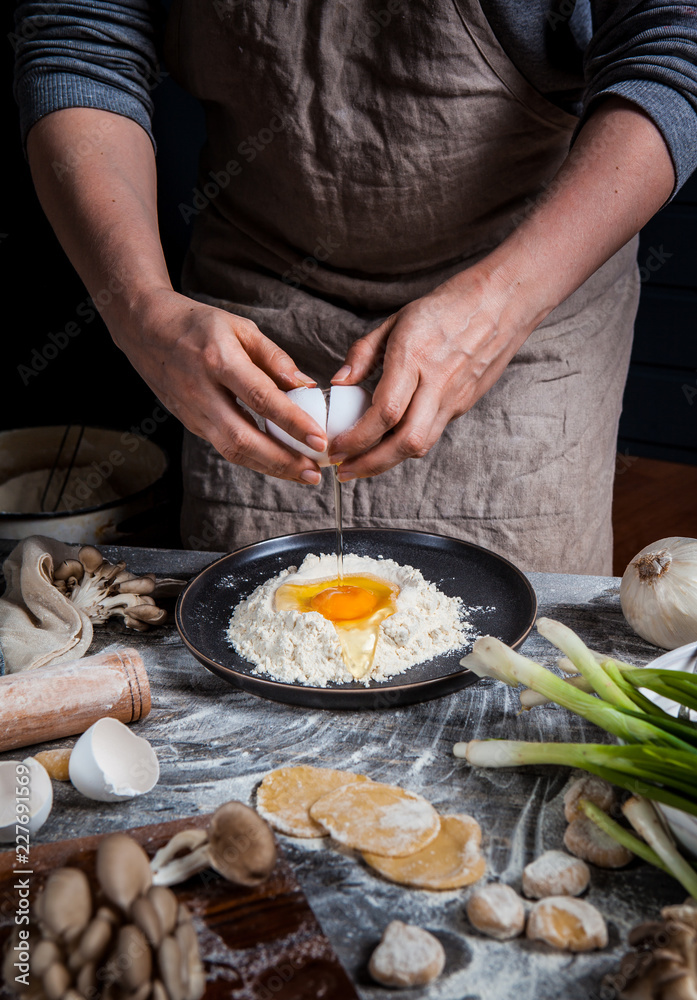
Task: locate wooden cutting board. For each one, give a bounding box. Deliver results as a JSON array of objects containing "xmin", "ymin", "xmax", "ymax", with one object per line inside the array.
[{"xmin": 0, "ymin": 813, "xmax": 359, "ymax": 1000}]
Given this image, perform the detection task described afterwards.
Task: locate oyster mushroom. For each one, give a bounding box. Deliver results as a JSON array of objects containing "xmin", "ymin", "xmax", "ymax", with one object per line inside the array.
[
  {"xmin": 175, "ymin": 919, "xmax": 205, "ymax": 1000},
  {"xmin": 131, "ymin": 895, "xmax": 165, "ymax": 948},
  {"xmin": 604, "ymin": 903, "xmax": 697, "ymax": 1000},
  {"xmin": 42, "ymin": 961, "xmax": 71, "ymax": 1000},
  {"xmin": 78, "ymin": 545, "xmax": 103, "ymax": 573},
  {"xmin": 69, "ymin": 910, "xmax": 116, "ymax": 968},
  {"xmin": 96, "ymin": 833, "xmax": 153, "ymax": 913},
  {"xmin": 20, "ymin": 829, "xmax": 208, "ymax": 1000},
  {"xmin": 147, "ymin": 887, "xmax": 180, "ymax": 938},
  {"xmin": 51, "ymin": 544, "xmax": 169, "ymax": 632},
  {"xmin": 158, "ymin": 936, "xmax": 184, "ymax": 1000},
  {"xmin": 151, "ymin": 802, "xmax": 276, "ymax": 888},
  {"xmin": 111, "ymin": 925, "xmax": 152, "ymax": 992},
  {"xmin": 53, "ymin": 559, "xmax": 85, "ymax": 584},
  {"xmin": 35, "ymin": 868, "xmax": 92, "ymax": 943},
  {"xmin": 30, "ymin": 940, "xmax": 62, "ymax": 978}
]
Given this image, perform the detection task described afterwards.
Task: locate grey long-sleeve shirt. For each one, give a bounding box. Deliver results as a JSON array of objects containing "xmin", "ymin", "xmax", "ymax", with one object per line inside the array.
[{"xmin": 11, "ymin": 0, "xmax": 697, "ymax": 193}]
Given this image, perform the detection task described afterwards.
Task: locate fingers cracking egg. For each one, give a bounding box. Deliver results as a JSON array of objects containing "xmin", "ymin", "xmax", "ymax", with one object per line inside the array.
[
  {"xmin": 265, "ymin": 385, "xmax": 371, "ymax": 465},
  {"xmin": 274, "ymin": 574, "xmax": 399, "ymax": 680}
]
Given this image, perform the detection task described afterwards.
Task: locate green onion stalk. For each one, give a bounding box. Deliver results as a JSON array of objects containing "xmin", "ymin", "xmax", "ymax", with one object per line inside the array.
[
  {"xmin": 579, "ymin": 798, "xmax": 697, "ymax": 901},
  {"xmin": 460, "ymin": 636, "xmax": 697, "ymax": 753},
  {"xmin": 535, "ymin": 618, "xmax": 637, "ymax": 710},
  {"xmin": 454, "ymin": 740, "xmax": 697, "ymax": 817}
]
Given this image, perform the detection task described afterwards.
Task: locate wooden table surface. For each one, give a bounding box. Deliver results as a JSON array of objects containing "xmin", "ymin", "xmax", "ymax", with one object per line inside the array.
[{"xmin": 0, "ymin": 543, "xmax": 683, "ymax": 1000}]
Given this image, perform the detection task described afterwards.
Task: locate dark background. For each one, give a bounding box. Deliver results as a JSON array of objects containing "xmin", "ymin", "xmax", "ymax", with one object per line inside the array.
[{"xmin": 2, "ymin": 11, "xmax": 696, "ymax": 548}]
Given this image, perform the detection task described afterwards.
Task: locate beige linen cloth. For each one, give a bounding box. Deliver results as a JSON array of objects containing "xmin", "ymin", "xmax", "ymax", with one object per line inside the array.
[{"xmin": 0, "ymin": 536, "xmax": 93, "ymax": 674}]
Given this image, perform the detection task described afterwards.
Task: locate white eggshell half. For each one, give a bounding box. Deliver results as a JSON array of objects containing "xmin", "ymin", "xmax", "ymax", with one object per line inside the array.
[
  {"xmin": 69, "ymin": 717, "xmax": 159, "ymax": 802},
  {"xmin": 0, "ymin": 757, "xmax": 53, "ymax": 842},
  {"xmin": 265, "ymin": 385, "xmax": 372, "ymax": 466}
]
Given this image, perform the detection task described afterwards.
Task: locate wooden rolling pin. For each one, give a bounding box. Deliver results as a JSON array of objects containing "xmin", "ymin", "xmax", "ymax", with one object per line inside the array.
[{"xmin": 0, "ymin": 648, "xmax": 151, "ymax": 752}]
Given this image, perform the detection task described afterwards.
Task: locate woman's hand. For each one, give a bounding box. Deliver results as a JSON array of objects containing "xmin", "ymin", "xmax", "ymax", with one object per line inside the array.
[
  {"xmin": 328, "ymin": 265, "xmax": 533, "ymax": 481},
  {"xmin": 114, "ymin": 288, "xmax": 325, "ymax": 483}
]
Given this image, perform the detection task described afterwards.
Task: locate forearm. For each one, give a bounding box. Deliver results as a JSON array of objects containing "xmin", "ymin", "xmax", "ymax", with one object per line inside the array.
[
  {"xmin": 26, "ymin": 108, "xmax": 171, "ymax": 334},
  {"xmin": 476, "ymin": 96, "xmax": 676, "ymax": 332}
]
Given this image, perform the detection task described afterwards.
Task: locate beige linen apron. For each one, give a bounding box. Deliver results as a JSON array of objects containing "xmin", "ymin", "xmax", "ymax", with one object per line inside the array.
[{"xmin": 165, "ymin": 0, "xmax": 639, "ymax": 573}]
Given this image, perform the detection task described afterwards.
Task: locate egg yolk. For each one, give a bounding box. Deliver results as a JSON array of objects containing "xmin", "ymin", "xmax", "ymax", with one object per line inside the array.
[
  {"xmin": 310, "ymin": 585, "xmax": 379, "ymax": 621},
  {"xmin": 274, "ymin": 574, "xmax": 399, "ymax": 680}
]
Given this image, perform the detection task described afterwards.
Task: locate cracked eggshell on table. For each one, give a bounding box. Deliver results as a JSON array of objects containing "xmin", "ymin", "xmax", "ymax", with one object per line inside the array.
[
  {"xmin": 0, "ymin": 756, "xmax": 53, "ymax": 841},
  {"xmin": 265, "ymin": 385, "xmax": 371, "ymax": 465},
  {"xmin": 69, "ymin": 716, "xmax": 159, "ymax": 802}
]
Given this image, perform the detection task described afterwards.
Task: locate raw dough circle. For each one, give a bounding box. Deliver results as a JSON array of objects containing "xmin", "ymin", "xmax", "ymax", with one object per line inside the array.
[
  {"xmin": 256, "ymin": 766, "xmax": 370, "ymax": 838},
  {"xmin": 369, "ymin": 920, "xmax": 445, "ymax": 988},
  {"xmin": 526, "ymin": 896, "xmax": 608, "ymax": 951},
  {"xmin": 466, "ymin": 883, "xmax": 526, "ymax": 940},
  {"xmin": 309, "ymin": 781, "xmax": 440, "ymax": 857},
  {"xmin": 522, "ymin": 850, "xmax": 590, "ymax": 899},
  {"xmin": 362, "ymin": 814, "xmax": 485, "ymax": 889}
]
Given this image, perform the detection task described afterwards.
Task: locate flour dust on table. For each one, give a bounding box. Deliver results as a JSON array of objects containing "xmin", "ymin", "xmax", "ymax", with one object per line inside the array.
[{"xmin": 226, "ymin": 552, "xmax": 476, "ymax": 686}]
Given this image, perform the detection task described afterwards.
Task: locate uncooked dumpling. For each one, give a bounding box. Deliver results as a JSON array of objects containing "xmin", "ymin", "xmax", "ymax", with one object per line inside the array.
[
  {"xmin": 369, "ymin": 921, "xmax": 445, "ymax": 988},
  {"xmin": 522, "ymin": 850, "xmax": 590, "ymax": 899},
  {"xmin": 466, "ymin": 883, "xmax": 525, "ymax": 940},
  {"xmin": 526, "ymin": 896, "xmax": 608, "ymax": 951}
]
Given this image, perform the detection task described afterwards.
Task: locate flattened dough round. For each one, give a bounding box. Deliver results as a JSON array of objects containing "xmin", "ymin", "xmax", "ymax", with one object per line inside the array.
[
  {"xmin": 362, "ymin": 814, "xmax": 485, "ymax": 889},
  {"xmin": 256, "ymin": 766, "xmax": 370, "ymax": 838},
  {"xmin": 309, "ymin": 781, "xmax": 440, "ymax": 857}
]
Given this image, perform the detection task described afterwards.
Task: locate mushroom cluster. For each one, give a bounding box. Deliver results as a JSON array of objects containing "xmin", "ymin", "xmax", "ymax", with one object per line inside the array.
[
  {"xmin": 604, "ymin": 904, "xmax": 697, "ymax": 1000},
  {"xmin": 52, "ymin": 546, "xmax": 170, "ymax": 631},
  {"xmin": 3, "ymin": 834, "xmax": 204, "ymax": 1000}
]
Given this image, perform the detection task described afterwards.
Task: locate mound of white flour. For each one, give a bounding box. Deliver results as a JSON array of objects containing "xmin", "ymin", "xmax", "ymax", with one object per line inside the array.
[{"xmin": 226, "ymin": 552, "xmax": 474, "ymax": 687}]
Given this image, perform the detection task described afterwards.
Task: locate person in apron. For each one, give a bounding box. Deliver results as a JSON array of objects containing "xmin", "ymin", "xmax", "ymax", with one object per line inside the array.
[
  {"xmin": 18, "ymin": 2, "xmax": 677, "ymax": 575},
  {"xmin": 167, "ymin": 0, "xmax": 641, "ymax": 573}
]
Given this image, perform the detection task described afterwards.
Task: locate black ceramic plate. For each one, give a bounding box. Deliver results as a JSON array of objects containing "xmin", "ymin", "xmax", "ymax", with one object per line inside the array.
[{"xmin": 175, "ymin": 528, "xmax": 537, "ymax": 710}]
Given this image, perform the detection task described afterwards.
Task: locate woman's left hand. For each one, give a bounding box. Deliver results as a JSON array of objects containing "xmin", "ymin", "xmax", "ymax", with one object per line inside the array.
[{"xmin": 328, "ymin": 263, "xmax": 535, "ymax": 481}]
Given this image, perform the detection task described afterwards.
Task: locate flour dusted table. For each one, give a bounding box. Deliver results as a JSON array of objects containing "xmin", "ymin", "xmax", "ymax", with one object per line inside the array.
[{"xmin": 0, "ymin": 543, "xmax": 681, "ymax": 1000}]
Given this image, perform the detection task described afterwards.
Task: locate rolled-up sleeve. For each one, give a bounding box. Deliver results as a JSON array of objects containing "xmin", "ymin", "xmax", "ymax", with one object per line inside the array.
[
  {"xmin": 583, "ymin": 1, "xmax": 697, "ymax": 193},
  {"xmin": 12, "ymin": 0, "xmax": 161, "ymax": 151}
]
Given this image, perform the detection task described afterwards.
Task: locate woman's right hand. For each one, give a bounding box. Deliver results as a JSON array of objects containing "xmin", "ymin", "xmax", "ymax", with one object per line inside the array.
[{"xmin": 113, "ymin": 288, "xmax": 325, "ymax": 483}]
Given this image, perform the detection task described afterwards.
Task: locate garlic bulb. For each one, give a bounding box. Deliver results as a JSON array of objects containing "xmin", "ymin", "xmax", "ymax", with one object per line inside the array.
[{"xmin": 620, "ymin": 537, "xmax": 697, "ymax": 649}]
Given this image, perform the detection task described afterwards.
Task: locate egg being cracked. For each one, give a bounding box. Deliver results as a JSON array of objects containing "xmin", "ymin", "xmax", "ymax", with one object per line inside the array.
[{"xmin": 265, "ymin": 385, "xmax": 371, "ymax": 465}]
